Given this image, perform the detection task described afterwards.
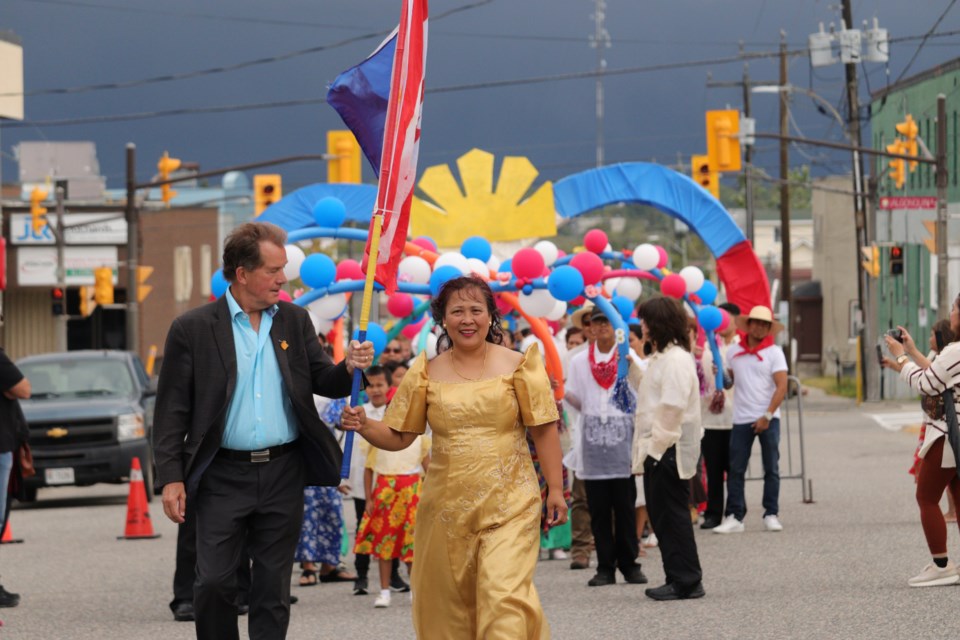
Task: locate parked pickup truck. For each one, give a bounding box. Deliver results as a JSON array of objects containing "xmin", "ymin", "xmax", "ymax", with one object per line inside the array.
[{"xmin": 16, "ymin": 350, "xmax": 157, "ymax": 502}]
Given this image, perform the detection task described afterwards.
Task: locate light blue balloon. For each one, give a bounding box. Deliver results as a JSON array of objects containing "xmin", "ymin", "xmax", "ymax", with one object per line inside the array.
[
  {"xmin": 461, "ymin": 236, "xmax": 492, "ymax": 263},
  {"xmin": 547, "ymin": 265, "xmax": 584, "ymax": 302},
  {"xmin": 698, "ymin": 305, "xmax": 723, "ymax": 331},
  {"xmin": 211, "ymin": 269, "xmax": 229, "ymax": 298},
  {"xmin": 300, "ymin": 253, "xmax": 337, "ymax": 289},
  {"xmin": 696, "ymin": 281, "xmax": 718, "ymax": 305},
  {"xmin": 429, "ymin": 265, "xmax": 462, "ymax": 297},
  {"xmin": 312, "ymin": 197, "xmax": 347, "ymax": 228},
  {"xmin": 612, "ymin": 295, "xmax": 634, "ymax": 320},
  {"xmin": 353, "ymin": 322, "xmax": 388, "ymax": 358}
]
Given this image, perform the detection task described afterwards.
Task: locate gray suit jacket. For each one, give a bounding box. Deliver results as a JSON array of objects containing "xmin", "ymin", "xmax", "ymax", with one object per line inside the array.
[{"xmin": 153, "ymin": 296, "xmax": 352, "ymax": 494}]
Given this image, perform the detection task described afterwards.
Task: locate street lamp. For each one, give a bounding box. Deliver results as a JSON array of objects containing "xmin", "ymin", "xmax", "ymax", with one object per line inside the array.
[{"xmin": 752, "ymin": 84, "xmax": 850, "ymax": 141}]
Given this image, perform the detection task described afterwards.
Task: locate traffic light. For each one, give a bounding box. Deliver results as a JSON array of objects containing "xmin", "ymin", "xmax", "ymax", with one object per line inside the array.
[
  {"xmin": 157, "ymin": 151, "xmax": 181, "ymax": 207},
  {"xmin": 253, "ymin": 174, "xmax": 282, "ymax": 217},
  {"xmin": 30, "ymin": 187, "xmax": 48, "ymax": 235},
  {"xmin": 326, "ymin": 130, "xmax": 362, "ymax": 183},
  {"xmin": 889, "ymin": 245, "xmax": 904, "ymax": 276},
  {"xmin": 93, "ymin": 267, "xmax": 115, "ymax": 305},
  {"xmin": 137, "ymin": 265, "xmax": 154, "ymax": 302},
  {"xmin": 690, "ymin": 154, "xmax": 719, "ymax": 199},
  {"xmin": 705, "ymin": 109, "xmax": 742, "ymax": 172},
  {"xmin": 886, "ymin": 139, "xmax": 906, "ymax": 190},
  {"xmin": 51, "ymin": 287, "xmax": 64, "ymax": 315},
  {"xmin": 860, "ymin": 244, "xmax": 880, "ymax": 278},
  {"xmin": 78, "ymin": 286, "xmax": 95, "ymax": 318},
  {"xmin": 895, "ymin": 114, "xmax": 919, "ymax": 170}
]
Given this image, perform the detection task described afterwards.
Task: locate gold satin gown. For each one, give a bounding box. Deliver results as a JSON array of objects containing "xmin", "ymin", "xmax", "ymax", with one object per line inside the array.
[{"xmin": 383, "ymin": 344, "xmax": 559, "ymax": 639}]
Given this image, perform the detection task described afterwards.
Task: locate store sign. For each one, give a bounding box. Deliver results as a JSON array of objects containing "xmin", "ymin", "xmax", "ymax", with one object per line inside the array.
[
  {"xmin": 878, "ymin": 196, "xmax": 938, "ymax": 210},
  {"xmin": 9, "ymin": 213, "xmax": 127, "ymax": 245},
  {"xmin": 17, "ymin": 246, "xmax": 119, "ymax": 286}
]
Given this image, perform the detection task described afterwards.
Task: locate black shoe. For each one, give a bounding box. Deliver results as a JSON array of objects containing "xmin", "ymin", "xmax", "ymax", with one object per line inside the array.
[
  {"xmin": 290, "ymin": 595, "xmax": 298, "ymax": 605},
  {"xmin": 622, "ymin": 566, "xmax": 649, "ymax": 584},
  {"xmin": 645, "ymin": 582, "xmax": 705, "ymax": 601},
  {"xmin": 569, "ymin": 557, "xmax": 590, "ymax": 570},
  {"xmin": 353, "ymin": 577, "xmax": 369, "ymax": 595},
  {"xmin": 700, "ymin": 517, "xmax": 721, "ymax": 530},
  {"xmin": 0, "ymin": 585, "xmax": 20, "ymax": 608},
  {"xmin": 237, "ymin": 601, "xmax": 249, "ymax": 616},
  {"xmin": 390, "ymin": 574, "xmax": 411, "ymax": 593},
  {"xmin": 172, "ymin": 601, "xmax": 194, "ymax": 622},
  {"xmin": 587, "ymin": 572, "xmax": 616, "ymax": 587}
]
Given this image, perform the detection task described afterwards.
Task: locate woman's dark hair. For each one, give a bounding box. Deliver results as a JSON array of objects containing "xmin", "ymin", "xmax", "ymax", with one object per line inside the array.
[
  {"xmin": 222, "ymin": 222, "xmax": 288, "ymax": 282},
  {"xmin": 638, "ymin": 297, "xmax": 691, "ymax": 353},
  {"xmin": 932, "ymin": 319, "xmax": 956, "ymax": 349},
  {"xmin": 430, "ymin": 275, "xmax": 504, "ymax": 352},
  {"xmin": 628, "ymin": 324, "xmax": 643, "ymax": 341}
]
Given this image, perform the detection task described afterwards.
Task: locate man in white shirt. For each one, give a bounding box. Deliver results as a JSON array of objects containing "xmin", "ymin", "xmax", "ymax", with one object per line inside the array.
[{"xmin": 714, "ymin": 306, "xmax": 789, "ymax": 534}]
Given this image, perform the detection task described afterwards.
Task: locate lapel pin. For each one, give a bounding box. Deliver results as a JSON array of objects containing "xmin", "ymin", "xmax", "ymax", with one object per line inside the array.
[{"xmin": 280, "ymin": 340, "xmax": 289, "ymax": 351}]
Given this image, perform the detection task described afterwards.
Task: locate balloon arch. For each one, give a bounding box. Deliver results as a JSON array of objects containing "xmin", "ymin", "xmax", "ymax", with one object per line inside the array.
[{"xmin": 220, "ymin": 161, "xmax": 770, "ymax": 403}]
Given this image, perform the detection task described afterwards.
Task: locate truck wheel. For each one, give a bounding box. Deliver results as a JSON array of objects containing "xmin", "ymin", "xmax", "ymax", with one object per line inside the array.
[
  {"xmin": 19, "ymin": 486, "xmax": 37, "ymax": 503},
  {"xmin": 143, "ymin": 455, "xmax": 156, "ymax": 504}
]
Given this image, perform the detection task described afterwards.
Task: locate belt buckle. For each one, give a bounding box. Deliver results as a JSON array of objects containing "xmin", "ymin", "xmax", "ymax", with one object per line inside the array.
[{"xmin": 250, "ymin": 449, "xmax": 270, "ymax": 463}]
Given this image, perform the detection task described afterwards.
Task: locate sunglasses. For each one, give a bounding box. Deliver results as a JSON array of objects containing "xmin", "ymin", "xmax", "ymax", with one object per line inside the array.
[{"xmin": 384, "ymin": 348, "xmax": 403, "ymax": 354}]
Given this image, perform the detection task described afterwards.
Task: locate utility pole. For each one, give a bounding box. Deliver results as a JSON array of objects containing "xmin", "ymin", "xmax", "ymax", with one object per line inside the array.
[
  {"xmin": 742, "ymin": 61, "xmax": 756, "ymax": 244},
  {"xmin": 779, "ymin": 31, "xmax": 793, "ymax": 371},
  {"xmin": 590, "ymin": 0, "xmax": 610, "ymax": 168},
  {"xmin": 936, "ymin": 94, "xmax": 949, "ymax": 320},
  {"xmin": 125, "ymin": 143, "xmax": 138, "ymax": 354},
  {"xmin": 54, "ymin": 185, "xmax": 67, "ymax": 352}
]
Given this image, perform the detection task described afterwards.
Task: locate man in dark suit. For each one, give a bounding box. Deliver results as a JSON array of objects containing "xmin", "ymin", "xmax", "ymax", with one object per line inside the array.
[{"xmin": 154, "ymin": 221, "xmax": 373, "ymax": 640}]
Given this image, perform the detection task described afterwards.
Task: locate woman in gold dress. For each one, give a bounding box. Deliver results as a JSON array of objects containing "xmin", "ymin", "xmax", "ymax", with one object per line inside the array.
[{"xmin": 341, "ymin": 275, "xmax": 567, "ymax": 639}]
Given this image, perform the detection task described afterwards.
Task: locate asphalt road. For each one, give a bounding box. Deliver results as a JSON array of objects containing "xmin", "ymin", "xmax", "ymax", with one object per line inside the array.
[{"xmin": 1, "ymin": 390, "xmax": 956, "ymax": 640}]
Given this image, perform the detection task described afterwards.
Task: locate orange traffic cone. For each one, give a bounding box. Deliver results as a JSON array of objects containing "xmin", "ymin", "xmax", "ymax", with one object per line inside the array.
[
  {"xmin": 0, "ymin": 521, "xmax": 23, "ymax": 544},
  {"xmin": 117, "ymin": 457, "xmax": 161, "ymax": 540}
]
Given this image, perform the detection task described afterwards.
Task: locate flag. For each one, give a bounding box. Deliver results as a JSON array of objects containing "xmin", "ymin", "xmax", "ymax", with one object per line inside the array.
[{"xmin": 328, "ymin": 0, "xmax": 428, "ymax": 294}]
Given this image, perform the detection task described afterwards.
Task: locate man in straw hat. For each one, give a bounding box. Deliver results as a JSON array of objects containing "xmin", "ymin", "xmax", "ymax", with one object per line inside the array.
[{"xmin": 713, "ymin": 305, "xmax": 789, "ymax": 534}]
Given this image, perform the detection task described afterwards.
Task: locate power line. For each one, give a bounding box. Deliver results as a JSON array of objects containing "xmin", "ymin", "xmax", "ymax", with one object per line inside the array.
[{"xmin": 894, "ymin": 0, "xmax": 959, "ymax": 84}]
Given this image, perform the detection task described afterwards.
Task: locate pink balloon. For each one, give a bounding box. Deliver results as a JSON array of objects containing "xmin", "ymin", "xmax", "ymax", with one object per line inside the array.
[
  {"xmin": 401, "ymin": 317, "xmax": 427, "ymax": 339},
  {"xmin": 557, "ymin": 250, "xmax": 567, "ymax": 259},
  {"xmin": 512, "ymin": 248, "xmax": 545, "ymax": 280},
  {"xmin": 386, "ymin": 293, "xmax": 415, "ymax": 318},
  {"xmin": 660, "ymin": 274, "xmax": 686, "ymax": 298},
  {"xmin": 655, "ymin": 246, "xmax": 669, "ymax": 269},
  {"xmin": 570, "ymin": 252, "xmax": 605, "ymax": 286},
  {"xmin": 412, "ymin": 236, "xmax": 438, "ymax": 252},
  {"xmin": 496, "ymin": 294, "xmax": 513, "ymax": 316},
  {"xmin": 584, "ymin": 229, "xmax": 608, "ymax": 254},
  {"xmin": 277, "ymin": 290, "xmax": 293, "ymax": 302},
  {"xmin": 718, "ymin": 309, "xmax": 731, "ymax": 332},
  {"xmin": 336, "ymin": 259, "xmax": 364, "ymax": 281}
]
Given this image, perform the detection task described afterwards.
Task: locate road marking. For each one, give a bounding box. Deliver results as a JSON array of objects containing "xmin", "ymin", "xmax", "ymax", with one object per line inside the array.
[{"xmin": 865, "ymin": 411, "xmax": 924, "ymax": 432}]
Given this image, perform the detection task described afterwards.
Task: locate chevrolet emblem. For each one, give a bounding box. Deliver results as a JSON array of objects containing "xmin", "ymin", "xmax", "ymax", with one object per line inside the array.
[{"xmin": 47, "ymin": 427, "xmax": 69, "ymax": 439}]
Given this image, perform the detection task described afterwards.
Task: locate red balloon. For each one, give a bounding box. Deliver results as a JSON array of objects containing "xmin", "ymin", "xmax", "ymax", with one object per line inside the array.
[
  {"xmin": 660, "ymin": 274, "xmax": 687, "ymax": 299},
  {"xmin": 277, "ymin": 290, "xmax": 292, "ymax": 302},
  {"xmin": 655, "ymin": 245, "xmax": 669, "ymax": 269},
  {"xmin": 570, "ymin": 252, "xmax": 605, "ymax": 286},
  {"xmin": 336, "ymin": 259, "xmax": 364, "ymax": 281},
  {"xmin": 401, "ymin": 317, "xmax": 427, "ymax": 339},
  {"xmin": 717, "ymin": 309, "xmax": 731, "ymax": 332},
  {"xmin": 557, "ymin": 250, "xmax": 567, "ymax": 259},
  {"xmin": 512, "ymin": 248, "xmax": 545, "ymax": 280},
  {"xmin": 584, "ymin": 229, "xmax": 608, "ymax": 254},
  {"xmin": 569, "ymin": 295, "xmax": 586, "ymax": 306},
  {"xmin": 412, "ymin": 236, "xmax": 438, "ymax": 252},
  {"xmin": 495, "ymin": 294, "xmax": 513, "ymax": 315},
  {"xmin": 386, "ymin": 293, "xmax": 415, "ymax": 318}
]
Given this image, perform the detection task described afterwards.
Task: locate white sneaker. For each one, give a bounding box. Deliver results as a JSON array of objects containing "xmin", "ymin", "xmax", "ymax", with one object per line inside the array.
[
  {"xmin": 549, "ymin": 549, "xmax": 568, "ymax": 560},
  {"xmin": 908, "ymin": 561, "xmax": 960, "ymax": 587},
  {"xmin": 374, "ymin": 593, "xmax": 391, "ymax": 608},
  {"xmin": 642, "ymin": 533, "xmax": 658, "ymax": 548},
  {"xmin": 712, "ymin": 515, "xmax": 745, "ymax": 534},
  {"xmin": 763, "ymin": 515, "xmax": 784, "ymax": 532}
]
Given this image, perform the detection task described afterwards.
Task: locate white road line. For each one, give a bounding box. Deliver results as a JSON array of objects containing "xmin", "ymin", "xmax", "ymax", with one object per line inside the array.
[{"xmin": 865, "ymin": 411, "xmax": 924, "ymax": 432}]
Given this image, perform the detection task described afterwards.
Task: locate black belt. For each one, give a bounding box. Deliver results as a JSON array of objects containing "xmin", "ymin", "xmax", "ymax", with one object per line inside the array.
[{"xmin": 217, "ymin": 440, "xmax": 299, "ymax": 463}]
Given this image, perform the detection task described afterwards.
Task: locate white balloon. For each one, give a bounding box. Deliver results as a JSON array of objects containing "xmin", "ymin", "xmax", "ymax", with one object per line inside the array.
[
  {"xmin": 605, "ymin": 277, "xmax": 621, "ymax": 297},
  {"xmin": 546, "ymin": 299, "xmax": 567, "ymax": 321},
  {"xmin": 308, "ymin": 293, "xmax": 347, "ymax": 320},
  {"xmin": 632, "ymin": 243, "xmax": 660, "ymax": 271},
  {"xmin": 283, "ymin": 244, "xmax": 306, "ymax": 281},
  {"xmin": 434, "ymin": 252, "xmax": 471, "ymax": 275},
  {"xmin": 308, "ymin": 310, "xmax": 335, "ymax": 335},
  {"xmin": 534, "ymin": 240, "xmax": 559, "ymax": 266},
  {"xmin": 398, "ymin": 256, "xmax": 432, "ymax": 285},
  {"xmin": 604, "ymin": 243, "xmax": 613, "ymax": 254},
  {"xmin": 679, "ymin": 266, "xmax": 706, "ymax": 294},
  {"xmin": 616, "ymin": 277, "xmax": 643, "ymax": 301},
  {"xmin": 486, "ymin": 255, "xmax": 501, "ymax": 272},
  {"xmin": 467, "ymin": 258, "xmax": 490, "ymax": 277},
  {"xmin": 518, "ymin": 289, "xmax": 556, "ymax": 317}
]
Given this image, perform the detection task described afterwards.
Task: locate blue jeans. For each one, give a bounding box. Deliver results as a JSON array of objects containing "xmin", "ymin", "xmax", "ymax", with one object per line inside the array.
[
  {"xmin": 0, "ymin": 451, "xmax": 13, "ymax": 531},
  {"xmin": 725, "ymin": 419, "xmax": 780, "ymax": 520}
]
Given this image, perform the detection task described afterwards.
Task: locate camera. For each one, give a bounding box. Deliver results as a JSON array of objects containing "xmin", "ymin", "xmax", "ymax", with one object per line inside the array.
[{"xmin": 887, "ymin": 328, "xmax": 904, "ymax": 343}]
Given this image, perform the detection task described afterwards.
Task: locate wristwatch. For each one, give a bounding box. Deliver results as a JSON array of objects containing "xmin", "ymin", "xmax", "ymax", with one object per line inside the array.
[
  {"xmin": 896, "ymin": 354, "xmax": 910, "ymax": 365},
  {"xmin": 763, "ymin": 411, "xmax": 774, "ymax": 421}
]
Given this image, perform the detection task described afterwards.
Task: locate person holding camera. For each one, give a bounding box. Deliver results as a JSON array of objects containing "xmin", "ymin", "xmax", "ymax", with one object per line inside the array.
[{"xmin": 883, "ymin": 293, "xmax": 960, "ymax": 588}]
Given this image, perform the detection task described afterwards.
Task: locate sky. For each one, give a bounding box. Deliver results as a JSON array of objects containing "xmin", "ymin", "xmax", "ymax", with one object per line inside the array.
[{"xmin": 2, "ymin": 0, "xmax": 959, "ymax": 196}]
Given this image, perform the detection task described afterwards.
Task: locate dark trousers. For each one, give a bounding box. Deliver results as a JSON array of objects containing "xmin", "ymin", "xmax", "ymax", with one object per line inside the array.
[
  {"xmin": 701, "ymin": 429, "xmax": 732, "ymax": 522},
  {"xmin": 727, "ymin": 419, "xmax": 781, "ymax": 520},
  {"xmin": 352, "ymin": 498, "xmax": 370, "ymax": 579},
  {"xmin": 569, "ymin": 474, "xmax": 594, "ymax": 561},
  {"xmin": 644, "ymin": 447, "xmax": 703, "ymax": 592},
  {"xmin": 194, "ymin": 452, "xmax": 305, "ymax": 640},
  {"xmin": 171, "ymin": 500, "xmax": 251, "ymax": 610},
  {"xmin": 584, "ymin": 477, "xmax": 638, "ymax": 576}
]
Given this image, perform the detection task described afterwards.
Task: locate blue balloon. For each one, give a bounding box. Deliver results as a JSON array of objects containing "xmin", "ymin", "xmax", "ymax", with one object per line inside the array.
[
  {"xmin": 211, "ymin": 269, "xmax": 229, "ymax": 298},
  {"xmin": 698, "ymin": 305, "xmax": 723, "ymax": 332},
  {"xmin": 429, "ymin": 265, "xmax": 462, "ymax": 297},
  {"xmin": 353, "ymin": 322, "xmax": 388, "ymax": 358},
  {"xmin": 498, "ymin": 258, "xmax": 512, "ymax": 274},
  {"xmin": 612, "ymin": 295, "xmax": 635, "ymax": 320},
  {"xmin": 300, "ymin": 253, "xmax": 337, "ymax": 289},
  {"xmin": 696, "ymin": 281, "xmax": 718, "ymax": 305},
  {"xmin": 461, "ymin": 236, "xmax": 492, "ymax": 263},
  {"xmin": 547, "ymin": 265, "xmax": 584, "ymax": 302},
  {"xmin": 312, "ymin": 197, "xmax": 347, "ymax": 228},
  {"xmin": 628, "ymin": 317, "xmax": 640, "ymax": 325}
]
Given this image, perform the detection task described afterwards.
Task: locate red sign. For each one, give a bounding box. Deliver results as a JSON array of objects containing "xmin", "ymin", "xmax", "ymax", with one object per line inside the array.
[{"xmin": 878, "ymin": 196, "xmax": 938, "ymax": 210}]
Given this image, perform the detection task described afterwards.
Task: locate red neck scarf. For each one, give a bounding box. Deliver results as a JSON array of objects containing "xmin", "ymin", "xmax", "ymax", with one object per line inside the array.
[
  {"xmin": 589, "ymin": 343, "xmax": 618, "ymax": 389},
  {"xmin": 733, "ymin": 331, "xmax": 775, "ymax": 360}
]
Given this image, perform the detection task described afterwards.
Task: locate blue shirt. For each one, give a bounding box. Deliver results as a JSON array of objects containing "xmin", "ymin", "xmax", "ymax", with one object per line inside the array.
[{"xmin": 221, "ymin": 288, "xmax": 299, "ymax": 450}]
